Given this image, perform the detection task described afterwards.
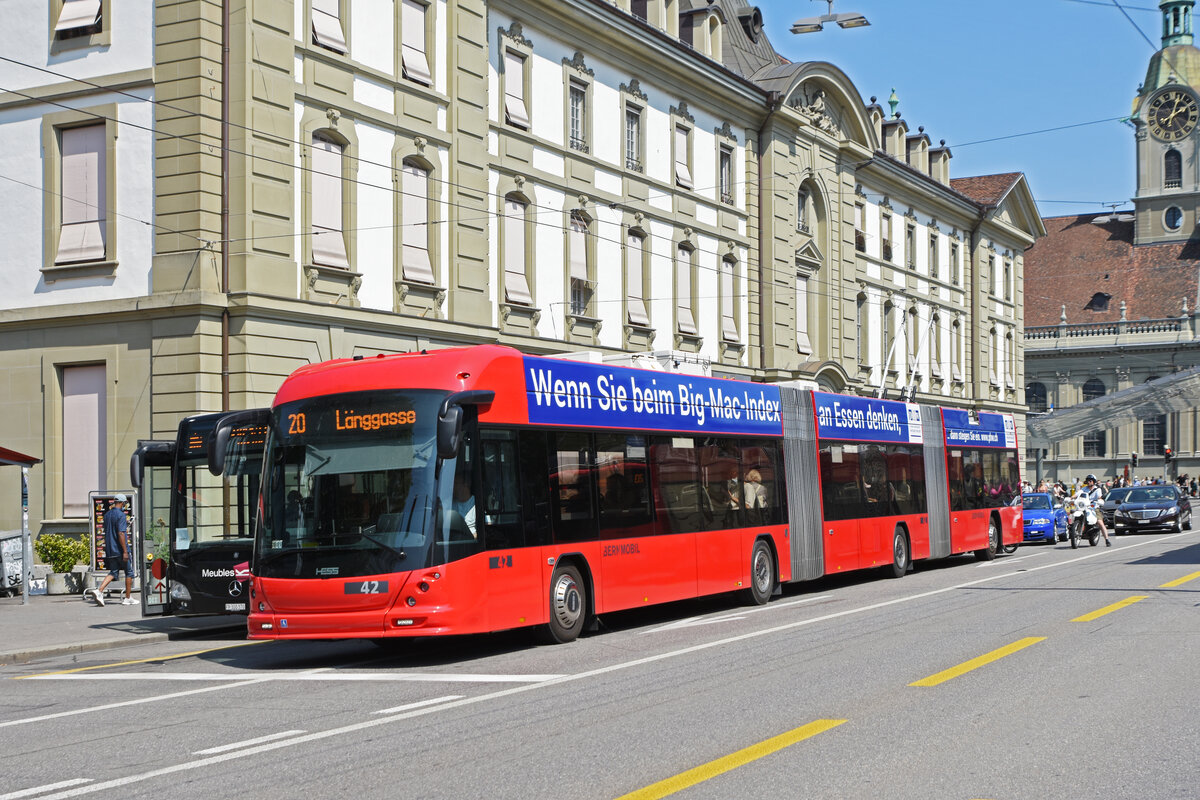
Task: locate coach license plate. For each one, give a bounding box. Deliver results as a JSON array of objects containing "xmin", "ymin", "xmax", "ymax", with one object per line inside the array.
[{"xmin": 345, "ymin": 580, "xmax": 389, "ymax": 595}]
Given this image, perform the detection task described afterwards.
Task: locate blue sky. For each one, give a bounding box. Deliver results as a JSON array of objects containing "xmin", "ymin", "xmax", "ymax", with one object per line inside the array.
[{"xmin": 755, "ymin": 0, "xmax": 1166, "ymax": 218}]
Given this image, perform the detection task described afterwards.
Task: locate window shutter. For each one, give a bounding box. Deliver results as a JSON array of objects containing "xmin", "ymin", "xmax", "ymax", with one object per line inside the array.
[
  {"xmin": 721, "ymin": 260, "xmax": 738, "ymax": 342},
  {"xmin": 569, "ymin": 217, "xmax": 588, "ymax": 281},
  {"xmin": 504, "ymin": 52, "xmax": 530, "ymax": 129},
  {"xmin": 401, "ymin": 0, "xmax": 432, "ymax": 85},
  {"xmin": 312, "ymin": 0, "xmax": 348, "ymax": 54},
  {"xmin": 504, "ymin": 199, "xmax": 532, "ymax": 304},
  {"xmin": 57, "ymin": 125, "xmax": 106, "ymax": 264},
  {"xmin": 311, "ymin": 137, "xmax": 349, "ymax": 268},
  {"xmin": 676, "ymin": 246, "xmax": 696, "ymax": 334},
  {"xmin": 674, "ymin": 126, "xmax": 692, "ymax": 189},
  {"xmin": 626, "ymin": 233, "xmax": 649, "ymax": 326},
  {"xmin": 55, "ymin": 0, "xmax": 101, "ymax": 33},
  {"xmin": 401, "ymin": 163, "xmax": 434, "ymax": 284},
  {"xmin": 62, "ymin": 365, "xmax": 106, "ymax": 518}
]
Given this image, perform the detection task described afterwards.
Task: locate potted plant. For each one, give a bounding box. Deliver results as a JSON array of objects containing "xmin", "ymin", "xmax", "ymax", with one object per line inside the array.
[{"xmin": 34, "ymin": 533, "xmax": 90, "ymax": 595}]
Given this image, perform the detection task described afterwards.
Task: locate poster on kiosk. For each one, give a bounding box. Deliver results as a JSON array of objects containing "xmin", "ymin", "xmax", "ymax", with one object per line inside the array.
[{"xmin": 88, "ymin": 490, "xmax": 161, "ymax": 612}]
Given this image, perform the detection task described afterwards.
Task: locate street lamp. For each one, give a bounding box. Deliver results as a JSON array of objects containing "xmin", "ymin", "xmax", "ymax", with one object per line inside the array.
[{"xmin": 790, "ymin": 0, "xmax": 870, "ymax": 34}]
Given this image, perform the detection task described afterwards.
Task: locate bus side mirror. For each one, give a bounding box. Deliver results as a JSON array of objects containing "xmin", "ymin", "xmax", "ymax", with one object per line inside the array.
[
  {"xmin": 436, "ymin": 390, "xmax": 496, "ymax": 460},
  {"xmin": 437, "ymin": 405, "xmax": 463, "ymax": 460},
  {"xmin": 130, "ymin": 440, "xmax": 175, "ymax": 488},
  {"xmin": 207, "ymin": 408, "xmax": 271, "ymax": 476}
]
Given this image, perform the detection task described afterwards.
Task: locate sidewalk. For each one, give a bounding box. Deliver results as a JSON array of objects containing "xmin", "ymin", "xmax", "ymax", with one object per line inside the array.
[{"xmin": 0, "ymin": 592, "xmax": 246, "ymax": 665}]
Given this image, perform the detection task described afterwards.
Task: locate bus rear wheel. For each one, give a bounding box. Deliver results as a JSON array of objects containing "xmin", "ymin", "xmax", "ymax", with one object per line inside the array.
[
  {"xmin": 975, "ymin": 518, "xmax": 999, "ymax": 561},
  {"xmin": 742, "ymin": 540, "xmax": 774, "ymax": 606},
  {"xmin": 887, "ymin": 528, "xmax": 909, "ymax": 579},
  {"xmin": 543, "ymin": 563, "xmax": 587, "ymax": 644}
]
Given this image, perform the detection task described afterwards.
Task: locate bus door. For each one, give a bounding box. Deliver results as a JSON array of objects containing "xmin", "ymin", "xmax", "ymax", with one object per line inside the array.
[
  {"xmin": 595, "ymin": 433, "xmax": 670, "ymax": 608},
  {"xmin": 130, "ymin": 439, "xmax": 176, "ymax": 615},
  {"xmin": 818, "ymin": 442, "xmax": 863, "ymax": 572},
  {"xmin": 478, "ymin": 429, "xmax": 546, "ymax": 630}
]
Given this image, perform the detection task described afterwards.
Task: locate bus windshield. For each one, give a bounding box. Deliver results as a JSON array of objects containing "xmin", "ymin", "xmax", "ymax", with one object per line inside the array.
[
  {"xmin": 172, "ymin": 416, "xmax": 259, "ymax": 548},
  {"xmin": 256, "ymin": 389, "xmax": 459, "ymax": 579}
]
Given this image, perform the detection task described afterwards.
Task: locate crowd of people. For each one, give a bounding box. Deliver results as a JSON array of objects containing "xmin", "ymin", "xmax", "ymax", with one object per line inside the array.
[{"xmin": 1020, "ymin": 473, "xmax": 1199, "ymax": 499}]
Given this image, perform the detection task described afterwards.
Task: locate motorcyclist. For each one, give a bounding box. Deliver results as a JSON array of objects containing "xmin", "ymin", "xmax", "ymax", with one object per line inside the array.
[{"xmin": 1079, "ymin": 475, "xmax": 1111, "ymax": 546}]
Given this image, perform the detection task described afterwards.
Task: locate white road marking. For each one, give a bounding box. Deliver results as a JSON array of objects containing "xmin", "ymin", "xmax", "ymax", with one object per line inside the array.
[
  {"xmin": 977, "ymin": 552, "xmax": 1045, "ymax": 567},
  {"xmin": 193, "ymin": 730, "xmax": 308, "ymax": 755},
  {"xmin": 28, "ymin": 672, "xmax": 564, "ymax": 684},
  {"xmin": 0, "ymin": 780, "xmax": 92, "ymax": 800},
  {"xmin": 644, "ymin": 594, "xmax": 834, "ymax": 633},
  {"xmin": 373, "ymin": 696, "xmax": 464, "ymax": 715},
  {"xmin": 26, "ymin": 530, "xmax": 1194, "ymax": 800}
]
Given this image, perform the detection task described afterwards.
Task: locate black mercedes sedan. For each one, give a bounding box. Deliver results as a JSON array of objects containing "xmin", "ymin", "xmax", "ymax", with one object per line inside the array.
[{"xmin": 1110, "ymin": 486, "xmax": 1192, "ymax": 534}]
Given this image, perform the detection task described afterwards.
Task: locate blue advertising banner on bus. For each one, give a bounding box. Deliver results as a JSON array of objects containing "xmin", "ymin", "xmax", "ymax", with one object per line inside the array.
[
  {"xmin": 942, "ymin": 409, "xmax": 1017, "ymax": 449},
  {"xmin": 813, "ymin": 392, "xmax": 923, "ymax": 444},
  {"xmin": 522, "ymin": 357, "xmax": 783, "ymax": 436}
]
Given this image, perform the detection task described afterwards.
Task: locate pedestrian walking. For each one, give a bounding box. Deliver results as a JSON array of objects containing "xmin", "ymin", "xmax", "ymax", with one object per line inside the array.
[{"xmin": 85, "ymin": 495, "xmax": 135, "ymax": 606}]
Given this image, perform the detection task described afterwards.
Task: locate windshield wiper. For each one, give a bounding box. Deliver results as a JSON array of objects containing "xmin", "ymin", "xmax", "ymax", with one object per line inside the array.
[{"xmin": 355, "ymin": 531, "xmax": 407, "ymax": 562}]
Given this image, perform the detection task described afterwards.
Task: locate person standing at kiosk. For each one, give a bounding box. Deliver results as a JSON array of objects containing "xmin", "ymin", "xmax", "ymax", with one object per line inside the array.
[{"xmin": 85, "ymin": 495, "xmax": 135, "ymax": 606}]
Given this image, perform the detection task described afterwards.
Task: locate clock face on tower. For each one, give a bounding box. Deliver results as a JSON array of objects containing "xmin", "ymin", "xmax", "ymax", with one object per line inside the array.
[{"xmin": 1149, "ymin": 89, "xmax": 1200, "ymax": 141}]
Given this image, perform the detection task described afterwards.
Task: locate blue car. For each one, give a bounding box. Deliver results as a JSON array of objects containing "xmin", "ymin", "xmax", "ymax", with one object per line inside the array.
[{"xmin": 1022, "ymin": 492, "xmax": 1067, "ymax": 544}]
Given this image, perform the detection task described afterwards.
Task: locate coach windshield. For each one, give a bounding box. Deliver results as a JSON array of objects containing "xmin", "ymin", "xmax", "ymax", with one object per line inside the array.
[{"xmin": 255, "ymin": 389, "xmax": 470, "ymax": 579}]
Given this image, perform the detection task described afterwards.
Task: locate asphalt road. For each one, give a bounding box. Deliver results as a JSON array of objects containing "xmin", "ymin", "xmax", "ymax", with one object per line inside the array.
[{"xmin": 3, "ymin": 529, "xmax": 1199, "ymax": 800}]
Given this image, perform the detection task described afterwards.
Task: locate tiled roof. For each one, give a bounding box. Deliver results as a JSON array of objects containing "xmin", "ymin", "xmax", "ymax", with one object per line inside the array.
[
  {"xmin": 1023, "ymin": 213, "xmax": 1200, "ymax": 327},
  {"xmin": 950, "ymin": 173, "xmax": 1023, "ymax": 208}
]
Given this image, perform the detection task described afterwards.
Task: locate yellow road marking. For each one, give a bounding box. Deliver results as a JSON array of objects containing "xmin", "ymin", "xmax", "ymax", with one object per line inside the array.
[
  {"xmin": 16, "ymin": 640, "xmax": 265, "ymax": 679},
  {"xmin": 1160, "ymin": 570, "xmax": 1200, "ymax": 588},
  {"xmin": 1072, "ymin": 595, "xmax": 1148, "ymax": 622},
  {"xmin": 614, "ymin": 719, "xmax": 846, "ymax": 800},
  {"xmin": 909, "ymin": 637, "xmax": 1046, "ymax": 687}
]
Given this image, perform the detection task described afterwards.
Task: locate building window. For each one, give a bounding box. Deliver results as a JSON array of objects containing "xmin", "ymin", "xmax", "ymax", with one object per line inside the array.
[
  {"xmin": 719, "ymin": 145, "xmax": 733, "ymax": 205},
  {"xmin": 883, "ymin": 301, "xmax": 896, "ymax": 371},
  {"xmin": 503, "ymin": 51, "xmax": 530, "ymax": 129},
  {"xmin": 568, "ymin": 213, "xmax": 592, "ymax": 316},
  {"xmin": 57, "ymin": 124, "xmax": 107, "ymax": 264},
  {"xmin": 312, "ymin": 0, "xmax": 348, "ymax": 54},
  {"xmin": 679, "ymin": 9, "xmax": 694, "ymax": 47},
  {"xmin": 797, "ymin": 188, "xmax": 809, "ymax": 234},
  {"xmin": 908, "ymin": 307, "xmax": 920, "ymax": 374},
  {"xmin": 881, "ymin": 212, "xmax": 893, "ymax": 261},
  {"xmin": 856, "ymin": 293, "xmax": 869, "ymax": 366},
  {"xmin": 1165, "ymin": 205, "xmax": 1183, "ymax": 231},
  {"xmin": 503, "ymin": 196, "xmax": 532, "ymax": 305},
  {"xmin": 722, "ymin": 257, "xmax": 738, "ymax": 342},
  {"xmin": 674, "ymin": 125, "xmax": 692, "ymax": 189},
  {"xmin": 905, "ymin": 223, "xmax": 916, "ymax": 268},
  {"xmin": 931, "ymin": 313, "xmax": 942, "ymax": 377},
  {"xmin": 1084, "ymin": 292, "xmax": 1112, "ymax": 312},
  {"xmin": 400, "ymin": 0, "xmax": 431, "ymax": 85},
  {"xmin": 311, "ymin": 134, "xmax": 349, "ymax": 268},
  {"xmin": 54, "ymin": 0, "xmax": 102, "ymax": 38},
  {"xmin": 1166, "ymin": 148, "xmax": 1182, "ymax": 188},
  {"xmin": 676, "ymin": 244, "xmax": 696, "ymax": 334},
  {"xmin": 626, "ymin": 230, "xmax": 650, "ymax": 326},
  {"xmin": 1082, "ymin": 378, "xmax": 1106, "ymax": 457},
  {"xmin": 988, "ymin": 255, "xmax": 997, "ymax": 295},
  {"xmin": 62, "ymin": 364, "xmax": 105, "ymax": 518},
  {"xmin": 1026, "ymin": 381, "xmax": 1048, "ymax": 413},
  {"xmin": 1003, "ymin": 260, "xmax": 1012, "ymax": 301},
  {"xmin": 796, "ymin": 272, "xmax": 811, "ymax": 354},
  {"xmin": 952, "ymin": 318, "xmax": 963, "ymax": 382},
  {"xmin": 1006, "ymin": 331, "xmax": 1016, "ymax": 388},
  {"xmin": 929, "ymin": 232, "xmax": 939, "ymax": 279},
  {"xmin": 400, "ymin": 160, "xmax": 434, "ymax": 284},
  {"xmin": 854, "ymin": 203, "xmax": 865, "ymax": 252},
  {"xmin": 568, "ymin": 80, "xmax": 588, "ymax": 152},
  {"xmin": 950, "ymin": 241, "xmax": 960, "ymax": 285},
  {"xmin": 1143, "ymin": 414, "xmax": 1166, "ymax": 456},
  {"xmin": 989, "ymin": 329, "xmax": 999, "ymax": 384},
  {"xmin": 625, "ymin": 106, "xmax": 643, "ymax": 172},
  {"xmin": 631, "ymin": 0, "xmax": 648, "ymax": 20}
]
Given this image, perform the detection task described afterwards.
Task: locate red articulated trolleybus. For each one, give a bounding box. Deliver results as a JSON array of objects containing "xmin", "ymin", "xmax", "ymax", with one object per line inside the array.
[{"xmin": 209, "ymin": 345, "xmax": 1020, "ymax": 644}]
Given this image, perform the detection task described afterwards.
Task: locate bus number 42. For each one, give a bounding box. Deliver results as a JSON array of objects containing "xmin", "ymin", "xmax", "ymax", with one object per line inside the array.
[{"xmin": 344, "ymin": 580, "xmax": 388, "ymax": 595}]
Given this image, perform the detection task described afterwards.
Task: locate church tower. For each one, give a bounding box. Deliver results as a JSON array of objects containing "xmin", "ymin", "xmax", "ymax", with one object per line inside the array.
[{"xmin": 1134, "ymin": 0, "xmax": 1200, "ymax": 244}]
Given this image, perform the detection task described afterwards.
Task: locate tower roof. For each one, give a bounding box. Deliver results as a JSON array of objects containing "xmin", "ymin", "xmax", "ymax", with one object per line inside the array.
[{"xmin": 1143, "ymin": 44, "xmax": 1200, "ymax": 96}]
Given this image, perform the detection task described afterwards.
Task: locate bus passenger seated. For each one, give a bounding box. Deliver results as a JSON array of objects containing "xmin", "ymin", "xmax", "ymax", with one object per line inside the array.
[{"xmin": 743, "ymin": 468, "xmax": 767, "ymax": 510}]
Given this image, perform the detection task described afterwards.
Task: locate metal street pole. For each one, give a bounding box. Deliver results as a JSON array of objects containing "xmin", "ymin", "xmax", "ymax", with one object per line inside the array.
[{"xmin": 21, "ymin": 466, "xmax": 30, "ymax": 606}]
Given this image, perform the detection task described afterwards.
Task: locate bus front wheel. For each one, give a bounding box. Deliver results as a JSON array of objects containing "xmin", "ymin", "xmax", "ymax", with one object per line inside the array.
[
  {"xmin": 975, "ymin": 518, "xmax": 999, "ymax": 561},
  {"xmin": 543, "ymin": 563, "xmax": 587, "ymax": 644},
  {"xmin": 743, "ymin": 540, "xmax": 775, "ymax": 605}
]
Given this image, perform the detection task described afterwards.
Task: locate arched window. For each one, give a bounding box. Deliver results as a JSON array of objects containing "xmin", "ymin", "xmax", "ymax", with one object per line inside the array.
[
  {"xmin": 1026, "ymin": 382, "xmax": 1048, "ymax": 413},
  {"xmin": 797, "ymin": 187, "xmax": 810, "ymax": 233},
  {"xmin": 856, "ymin": 292, "xmax": 869, "ymax": 366},
  {"xmin": 1082, "ymin": 378, "xmax": 1106, "ymax": 457},
  {"xmin": 883, "ymin": 301, "xmax": 896, "ymax": 371},
  {"xmin": 1165, "ymin": 149, "xmax": 1182, "ymax": 189}
]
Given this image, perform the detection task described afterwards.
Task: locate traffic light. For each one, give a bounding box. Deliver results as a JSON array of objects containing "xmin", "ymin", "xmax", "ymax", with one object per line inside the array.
[
  {"xmin": 1132, "ymin": 451, "xmax": 1139, "ymax": 467},
  {"xmin": 1165, "ymin": 446, "xmax": 1174, "ymax": 463}
]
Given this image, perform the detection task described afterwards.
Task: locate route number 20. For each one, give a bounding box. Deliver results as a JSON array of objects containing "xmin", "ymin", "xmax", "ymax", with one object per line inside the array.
[{"xmin": 288, "ymin": 413, "xmax": 306, "ymax": 434}]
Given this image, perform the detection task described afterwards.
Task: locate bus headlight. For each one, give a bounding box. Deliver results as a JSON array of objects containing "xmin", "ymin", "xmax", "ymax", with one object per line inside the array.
[
  {"xmin": 170, "ymin": 584, "xmax": 192, "ymax": 601},
  {"xmin": 406, "ymin": 596, "xmax": 416, "ymax": 607}
]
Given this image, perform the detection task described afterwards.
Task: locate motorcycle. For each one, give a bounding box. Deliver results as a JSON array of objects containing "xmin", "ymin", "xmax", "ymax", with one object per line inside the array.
[{"xmin": 1067, "ymin": 496, "xmax": 1101, "ymax": 549}]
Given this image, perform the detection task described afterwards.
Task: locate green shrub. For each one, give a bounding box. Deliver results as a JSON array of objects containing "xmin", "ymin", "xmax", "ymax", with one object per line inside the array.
[{"xmin": 34, "ymin": 533, "xmax": 91, "ymax": 574}]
